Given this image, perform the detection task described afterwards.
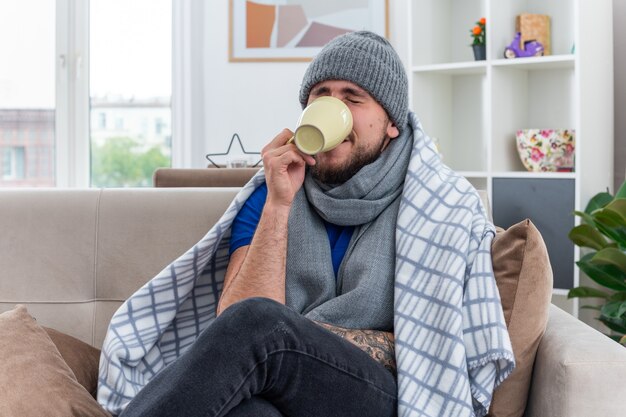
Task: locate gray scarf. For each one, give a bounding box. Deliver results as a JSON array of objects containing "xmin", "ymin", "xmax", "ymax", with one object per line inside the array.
[{"xmin": 285, "ymin": 129, "xmax": 413, "ymax": 330}]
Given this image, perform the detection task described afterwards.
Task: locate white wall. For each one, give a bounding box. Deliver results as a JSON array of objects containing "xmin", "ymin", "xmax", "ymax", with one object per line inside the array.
[
  {"xmin": 188, "ymin": 0, "xmax": 407, "ymax": 167},
  {"xmin": 199, "ymin": 1, "xmax": 307, "ymax": 165}
]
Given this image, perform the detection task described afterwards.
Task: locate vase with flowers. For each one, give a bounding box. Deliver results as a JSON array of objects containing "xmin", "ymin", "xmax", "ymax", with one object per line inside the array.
[{"xmin": 470, "ymin": 17, "xmax": 486, "ymax": 60}]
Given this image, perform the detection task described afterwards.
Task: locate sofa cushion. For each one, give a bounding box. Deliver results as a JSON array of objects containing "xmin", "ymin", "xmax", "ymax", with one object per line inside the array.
[
  {"xmin": 44, "ymin": 326, "xmax": 101, "ymax": 397},
  {"xmin": 0, "ymin": 305, "xmax": 110, "ymax": 417},
  {"xmin": 488, "ymin": 219, "xmax": 553, "ymax": 417}
]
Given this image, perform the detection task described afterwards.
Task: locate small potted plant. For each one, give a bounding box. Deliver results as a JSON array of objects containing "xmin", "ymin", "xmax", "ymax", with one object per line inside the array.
[
  {"xmin": 470, "ymin": 17, "xmax": 486, "ymax": 60},
  {"xmin": 568, "ymin": 179, "xmax": 626, "ymax": 346}
]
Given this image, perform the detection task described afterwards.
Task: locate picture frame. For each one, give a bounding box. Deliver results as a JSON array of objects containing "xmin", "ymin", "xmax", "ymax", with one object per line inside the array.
[{"xmin": 229, "ymin": 0, "xmax": 389, "ymax": 62}]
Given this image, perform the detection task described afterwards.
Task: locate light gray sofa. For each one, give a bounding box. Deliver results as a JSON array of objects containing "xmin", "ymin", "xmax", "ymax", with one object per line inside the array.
[{"xmin": 1, "ymin": 187, "xmax": 625, "ymax": 416}]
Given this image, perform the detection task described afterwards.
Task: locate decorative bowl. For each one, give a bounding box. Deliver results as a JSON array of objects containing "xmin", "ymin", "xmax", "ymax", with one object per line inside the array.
[{"xmin": 515, "ymin": 129, "xmax": 575, "ymax": 172}]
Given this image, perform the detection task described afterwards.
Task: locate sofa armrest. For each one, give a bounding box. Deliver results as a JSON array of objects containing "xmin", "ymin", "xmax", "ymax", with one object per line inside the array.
[{"xmin": 524, "ymin": 304, "xmax": 626, "ymax": 417}]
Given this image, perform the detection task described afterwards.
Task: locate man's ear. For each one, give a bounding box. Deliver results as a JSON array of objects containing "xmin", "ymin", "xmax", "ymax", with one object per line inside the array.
[{"xmin": 386, "ymin": 121, "xmax": 400, "ymax": 139}]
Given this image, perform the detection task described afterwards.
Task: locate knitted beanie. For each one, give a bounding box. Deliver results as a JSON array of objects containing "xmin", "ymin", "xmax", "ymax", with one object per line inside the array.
[{"xmin": 299, "ymin": 31, "xmax": 409, "ymax": 131}]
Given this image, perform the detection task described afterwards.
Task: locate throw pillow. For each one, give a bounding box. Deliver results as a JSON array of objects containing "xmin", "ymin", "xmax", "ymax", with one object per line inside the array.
[
  {"xmin": 44, "ymin": 326, "xmax": 101, "ymax": 398},
  {"xmin": 487, "ymin": 219, "xmax": 553, "ymax": 417},
  {"xmin": 0, "ymin": 305, "xmax": 111, "ymax": 417}
]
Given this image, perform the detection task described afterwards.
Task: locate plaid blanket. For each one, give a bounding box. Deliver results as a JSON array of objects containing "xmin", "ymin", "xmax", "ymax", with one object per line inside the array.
[{"xmin": 98, "ymin": 113, "xmax": 514, "ymax": 416}]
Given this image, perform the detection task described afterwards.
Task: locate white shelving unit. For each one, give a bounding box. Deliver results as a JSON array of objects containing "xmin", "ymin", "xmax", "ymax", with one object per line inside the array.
[{"xmin": 404, "ymin": 0, "xmax": 614, "ymax": 312}]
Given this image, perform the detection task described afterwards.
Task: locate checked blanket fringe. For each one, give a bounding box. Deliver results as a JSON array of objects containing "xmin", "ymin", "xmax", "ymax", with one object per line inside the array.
[{"xmin": 98, "ymin": 113, "xmax": 514, "ymax": 416}]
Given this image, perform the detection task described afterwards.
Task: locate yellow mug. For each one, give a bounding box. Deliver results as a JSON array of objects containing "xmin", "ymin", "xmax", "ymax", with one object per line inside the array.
[{"xmin": 291, "ymin": 96, "xmax": 353, "ymax": 155}]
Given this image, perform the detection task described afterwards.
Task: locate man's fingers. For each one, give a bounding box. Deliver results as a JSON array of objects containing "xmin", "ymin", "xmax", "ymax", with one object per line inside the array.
[
  {"xmin": 263, "ymin": 147, "xmax": 304, "ymax": 171},
  {"xmin": 263, "ymin": 143, "xmax": 316, "ymax": 168},
  {"xmin": 262, "ymin": 129, "xmax": 294, "ymax": 156}
]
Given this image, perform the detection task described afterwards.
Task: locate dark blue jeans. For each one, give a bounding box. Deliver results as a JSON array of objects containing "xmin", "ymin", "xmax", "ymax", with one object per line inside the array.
[{"xmin": 119, "ymin": 298, "xmax": 397, "ymax": 417}]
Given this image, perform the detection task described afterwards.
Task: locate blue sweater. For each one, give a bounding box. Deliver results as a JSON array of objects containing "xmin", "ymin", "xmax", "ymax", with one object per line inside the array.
[{"xmin": 229, "ymin": 183, "xmax": 354, "ymax": 277}]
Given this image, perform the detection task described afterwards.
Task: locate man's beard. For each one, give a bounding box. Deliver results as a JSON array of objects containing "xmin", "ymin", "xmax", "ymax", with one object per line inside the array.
[{"xmin": 310, "ymin": 135, "xmax": 387, "ymax": 185}]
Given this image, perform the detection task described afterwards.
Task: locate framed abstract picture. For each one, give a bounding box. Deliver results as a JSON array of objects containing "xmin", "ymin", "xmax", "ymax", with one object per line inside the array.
[{"xmin": 229, "ymin": 0, "xmax": 389, "ymax": 62}]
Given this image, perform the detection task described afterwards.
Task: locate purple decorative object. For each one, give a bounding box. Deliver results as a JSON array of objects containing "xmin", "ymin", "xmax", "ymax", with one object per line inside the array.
[{"xmin": 504, "ymin": 32, "xmax": 544, "ymax": 59}]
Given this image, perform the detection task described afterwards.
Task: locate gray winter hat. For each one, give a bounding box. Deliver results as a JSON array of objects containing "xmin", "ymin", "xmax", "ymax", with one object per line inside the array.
[{"xmin": 299, "ymin": 31, "xmax": 409, "ymax": 131}]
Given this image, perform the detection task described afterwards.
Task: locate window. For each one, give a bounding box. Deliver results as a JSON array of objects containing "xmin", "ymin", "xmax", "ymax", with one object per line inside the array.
[
  {"xmin": 0, "ymin": 0, "xmax": 56, "ymax": 187},
  {"xmin": 0, "ymin": 0, "xmax": 172, "ymax": 188},
  {"xmin": 89, "ymin": 0, "xmax": 172, "ymax": 187},
  {"xmin": 2, "ymin": 147, "xmax": 26, "ymax": 180}
]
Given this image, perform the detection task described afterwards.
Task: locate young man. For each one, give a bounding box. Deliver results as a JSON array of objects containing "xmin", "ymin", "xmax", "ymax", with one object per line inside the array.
[
  {"xmin": 121, "ymin": 30, "xmax": 406, "ymax": 417},
  {"xmin": 112, "ymin": 31, "xmax": 513, "ymax": 417}
]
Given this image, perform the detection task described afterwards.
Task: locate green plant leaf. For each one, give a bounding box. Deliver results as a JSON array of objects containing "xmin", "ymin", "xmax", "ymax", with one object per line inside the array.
[
  {"xmin": 568, "ymin": 224, "xmax": 610, "ymax": 250},
  {"xmin": 593, "ymin": 221, "xmax": 626, "ymax": 247},
  {"xmin": 616, "ymin": 180, "xmax": 626, "ymax": 199},
  {"xmin": 591, "ymin": 248, "xmax": 626, "ymax": 274},
  {"xmin": 585, "ymin": 191, "xmax": 613, "ymax": 214},
  {"xmin": 601, "ymin": 300, "xmax": 626, "ymax": 319},
  {"xmin": 577, "ymin": 253, "xmax": 626, "ymax": 291},
  {"xmin": 567, "ymin": 286, "xmax": 610, "ymax": 299},
  {"xmin": 594, "ymin": 209, "xmax": 625, "ymax": 228},
  {"xmin": 608, "ymin": 334, "xmax": 626, "ymax": 343},
  {"xmin": 598, "ymin": 316, "xmax": 626, "ymax": 334},
  {"xmin": 609, "ymin": 292, "xmax": 626, "ymax": 302},
  {"xmin": 603, "ymin": 199, "xmax": 626, "ymax": 225},
  {"xmin": 574, "ymin": 210, "xmax": 595, "ymax": 225},
  {"xmin": 590, "ymin": 197, "xmax": 626, "ymax": 247},
  {"xmin": 580, "ymin": 305, "xmax": 602, "ymax": 311}
]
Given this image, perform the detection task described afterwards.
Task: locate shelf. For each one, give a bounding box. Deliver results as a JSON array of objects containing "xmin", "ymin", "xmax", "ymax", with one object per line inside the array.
[
  {"xmin": 411, "ymin": 72, "xmax": 487, "ymax": 172},
  {"xmin": 412, "ymin": 61, "xmax": 487, "ymax": 75},
  {"xmin": 412, "ymin": 55, "xmax": 575, "ymax": 75},
  {"xmin": 406, "ymin": 0, "xmax": 614, "ymax": 300},
  {"xmin": 491, "ymin": 54, "xmax": 575, "ymax": 70},
  {"xmin": 490, "ymin": 0, "xmax": 576, "ymax": 57},
  {"xmin": 410, "ymin": 0, "xmax": 485, "ymax": 66},
  {"xmin": 492, "ymin": 171, "xmax": 576, "ymax": 179},
  {"xmin": 491, "ymin": 65, "xmax": 575, "ymax": 172},
  {"xmin": 459, "ymin": 173, "xmax": 489, "ymax": 191},
  {"xmin": 458, "ymin": 171, "xmax": 489, "ymax": 178}
]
